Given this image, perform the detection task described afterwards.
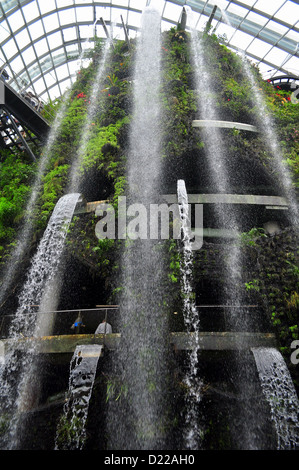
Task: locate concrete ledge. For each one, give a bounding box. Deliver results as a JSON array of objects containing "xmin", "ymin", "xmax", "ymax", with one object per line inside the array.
[
  {"xmin": 0, "ymin": 334, "xmax": 120, "ymax": 355},
  {"xmin": 192, "ymin": 119, "xmax": 258, "ymax": 133},
  {"xmin": 74, "ymin": 200, "xmax": 109, "ymax": 215},
  {"xmin": 74, "ymin": 194, "xmax": 288, "ymax": 217},
  {"xmin": 0, "ymin": 332, "xmax": 276, "ymax": 356},
  {"xmin": 163, "ymin": 193, "xmax": 288, "ymax": 207}
]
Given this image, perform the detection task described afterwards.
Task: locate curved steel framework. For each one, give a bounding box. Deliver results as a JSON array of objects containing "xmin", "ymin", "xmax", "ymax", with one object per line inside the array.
[{"xmin": 0, "ymin": 0, "xmax": 298, "ymax": 103}]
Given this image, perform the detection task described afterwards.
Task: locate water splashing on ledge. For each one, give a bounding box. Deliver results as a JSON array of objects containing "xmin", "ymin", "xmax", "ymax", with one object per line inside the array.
[
  {"xmin": 252, "ymin": 347, "xmax": 299, "ymax": 449},
  {"xmin": 55, "ymin": 344, "xmax": 103, "ymax": 450}
]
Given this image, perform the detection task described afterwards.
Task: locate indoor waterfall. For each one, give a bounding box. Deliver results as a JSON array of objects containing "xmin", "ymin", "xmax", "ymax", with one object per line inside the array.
[
  {"xmin": 252, "ymin": 347, "xmax": 299, "ymax": 449},
  {"xmin": 0, "ymin": 2, "xmax": 298, "ymax": 453},
  {"xmin": 106, "ymin": 5, "xmax": 169, "ymax": 450},
  {"xmin": 68, "ymin": 37, "xmax": 112, "ymax": 193},
  {"xmin": 55, "ymin": 344, "xmax": 103, "ymax": 450},
  {"xmin": 186, "ymin": 7, "xmax": 279, "ymax": 449},
  {"xmin": 186, "ymin": 7, "xmax": 247, "ymax": 332},
  {"xmin": 218, "ymin": 7, "xmax": 299, "ymax": 448},
  {"xmin": 0, "ymin": 192, "xmax": 81, "ymax": 449},
  {"xmin": 220, "ymin": 7, "xmax": 299, "ymax": 226},
  {"xmin": 0, "ymin": 34, "xmax": 114, "ymax": 449},
  {"xmin": 177, "ymin": 179, "xmax": 203, "ymax": 450}
]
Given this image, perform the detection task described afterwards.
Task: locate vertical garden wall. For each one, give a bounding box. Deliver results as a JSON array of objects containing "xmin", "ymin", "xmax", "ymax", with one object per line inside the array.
[{"xmin": 0, "ymin": 26, "xmax": 298, "ymax": 448}]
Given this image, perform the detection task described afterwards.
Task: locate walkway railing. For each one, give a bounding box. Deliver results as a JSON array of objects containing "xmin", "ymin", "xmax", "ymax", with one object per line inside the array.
[
  {"xmin": 0, "ymin": 304, "xmax": 260, "ymax": 339},
  {"xmin": 0, "ymin": 305, "xmax": 275, "ymax": 353},
  {"xmin": 0, "ymin": 306, "xmax": 119, "ymax": 338}
]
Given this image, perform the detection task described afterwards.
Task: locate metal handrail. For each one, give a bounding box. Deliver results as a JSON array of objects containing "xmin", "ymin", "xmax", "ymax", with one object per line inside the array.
[
  {"xmin": 195, "ymin": 305, "xmax": 258, "ymax": 308},
  {"xmin": 1, "ymin": 304, "xmax": 259, "ymax": 318},
  {"xmin": 0, "ymin": 306, "xmax": 119, "ymax": 318},
  {"xmin": 0, "ymin": 306, "xmax": 119, "ymax": 337}
]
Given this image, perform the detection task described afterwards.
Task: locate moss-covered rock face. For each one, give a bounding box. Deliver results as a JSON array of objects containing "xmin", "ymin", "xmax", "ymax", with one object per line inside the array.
[
  {"xmin": 0, "ymin": 27, "xmax": 298, "ymax": 448},
  {"xmin": 0, "ymin": 28, "xmax": 297, "ymax": 252},
  {"xmin": 253, "ymin": 228, "xmax": 299, "ymax": 388},
  {"xmin": 0, "ymin": 152, "xmax": 36, "ymax": 249},
  {"xmin": 0, "ymin": 27, "xmax": 298, "ymax": 319}
]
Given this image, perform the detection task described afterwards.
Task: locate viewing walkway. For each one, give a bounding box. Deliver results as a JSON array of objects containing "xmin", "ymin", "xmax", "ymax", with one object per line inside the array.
[
  {"xmin": 0, "ymin": 331, "xmax": 276, "ymax": 357},
  {"xmin": 0, "ymin": 305, "xmax": 276, "ymax": 361},
  {"xmin": 0, "ymin": 80, "xmax": 50, "ymax": 161},
  {"xmin": 0, "ymin": 81, "xmax": 50, "ymax": 139},
  {"xmin": 163, "ymin": 193, "xmax": 288, "ymax": 209}
]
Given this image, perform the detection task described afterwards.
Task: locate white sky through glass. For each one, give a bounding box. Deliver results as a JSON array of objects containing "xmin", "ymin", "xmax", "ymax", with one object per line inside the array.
[{"xmin": 0, "ymin": 0, "xmax": 297, "ymax": 102}]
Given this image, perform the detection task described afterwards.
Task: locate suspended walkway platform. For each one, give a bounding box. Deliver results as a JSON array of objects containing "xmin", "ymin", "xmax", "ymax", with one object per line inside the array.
[
  {"xmin": 0, "ymin": 80, "xmax": 50, "ymax": 161},
  {"xmin": 0, "ymin": 81, "xmax": 50, "ymax": 139},
  {"xmin": 0, "ymin": 331, "xmax": 276, "ymax": 358}
]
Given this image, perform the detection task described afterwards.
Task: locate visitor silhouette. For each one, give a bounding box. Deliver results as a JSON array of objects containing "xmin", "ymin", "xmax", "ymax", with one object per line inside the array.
[
  {"xmin": 95, "ymin": 319, "xmax": 112, "ymax": 335},
  {"xmin": 70, "ymin": 312, "xmax": 85, "ymax": 334}
]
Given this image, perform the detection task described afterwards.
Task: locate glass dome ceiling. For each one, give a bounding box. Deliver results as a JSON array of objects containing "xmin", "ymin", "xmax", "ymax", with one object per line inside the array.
[{"xmin": 0, "ymin": 0, "xmax": 298, "ymax": 104}]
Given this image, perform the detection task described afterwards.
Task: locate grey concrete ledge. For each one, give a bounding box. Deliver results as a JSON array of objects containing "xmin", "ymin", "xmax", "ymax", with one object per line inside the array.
[
  {"xmin": 163, "ymin": 193, "xmax": 288, "ymax": 207},
  {"xmin": 192, "ymin": 119, "xmax": 258, "ymax": 132},
  {"xmin": 75, "ymin": 194, "xmax": 289, "ymax": 216}
]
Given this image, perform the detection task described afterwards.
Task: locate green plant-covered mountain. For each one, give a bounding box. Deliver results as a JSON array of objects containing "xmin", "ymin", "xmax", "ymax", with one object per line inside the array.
[{"xmin": 0, "ymin": 27, "xmax": 298, "ymax": 449}]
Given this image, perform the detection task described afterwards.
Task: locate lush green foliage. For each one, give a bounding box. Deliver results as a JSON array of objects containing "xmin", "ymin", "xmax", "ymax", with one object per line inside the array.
[
  {"xmin": 266, "ymin": 86, "xmax": 299, "ymax": 187},
  {"xmin": 0, "ymin": 151, "xmax": 36, "ymax": 248}
]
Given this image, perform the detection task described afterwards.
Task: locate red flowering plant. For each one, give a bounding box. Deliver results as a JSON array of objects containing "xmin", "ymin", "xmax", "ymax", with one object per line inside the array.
[{"xmin": 76, "ymin": 92, "xmax": 86, "ymax": 99}]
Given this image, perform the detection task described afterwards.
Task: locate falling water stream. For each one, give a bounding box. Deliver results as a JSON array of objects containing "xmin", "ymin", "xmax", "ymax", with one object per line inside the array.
[
  {"xmin": 0, "ymin": 4, "xmax": 298, "ymax": 451},
  {"xmin": 55, "ymin": 344, "xmax": 103, "ymax": 450},
  {"xmin": 0, "ymin": 38, "xmax": 98, "ymax": 448},
  {"xmin": 35, "ymin": 37, "xmax": 113, "ymax": 329},
  {"xmin": 0, "ymin": 33, "xmax": 113, "ymax": 450},
  {"xmin": 220, "ymin": 8, "xmax": 299, "ymax": 226},
  {"xmin": 218, "ymin": 7, "xmax": 299, "ymax": 448},
  {"xmin": 252, "ymin": 347, "xmax": 299, "ymax": 449},
  {"xmin": 186, "ymin": 7, "xmax": 247, "ymax": 333},
  {"xmin": 68, "ymin": 37, "xmax": 112, "ymax": 192},
  {"xmin": 0, "ymin": 192, "xmax": 81, "ymax": 449},
  {"xmin": 177, "ymin": 180, "xmax": 203, "ymax": 449},
  {"xmin": 107, "ymin": 6, "xmax": 169, "ymax": 450},
  {"xmin": 186, "ymin": 7, "xmax": 275, "ymax": 448},
  {"xmin": 0, "ymin": 97, "xmax": 69, "ymax": 308}
]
